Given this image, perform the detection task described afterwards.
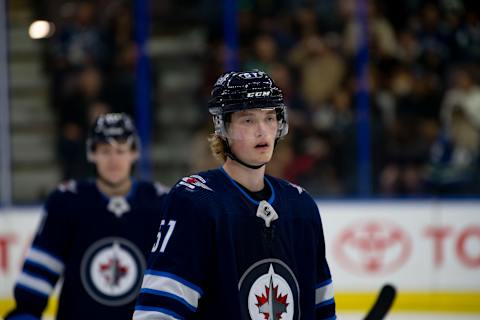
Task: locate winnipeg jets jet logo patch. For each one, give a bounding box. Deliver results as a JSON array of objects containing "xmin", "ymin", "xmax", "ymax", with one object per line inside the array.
[
  {"xmin": 178, "ymin": 175, "xmax": 213, "ymax": 191},
  {"xmin": 256, "ymin": 200, "xmax": 278, "ymax": 227},
  {"xmin": 253, "ymin": 264, "xmax": 290, "ymax": 319},
  {"xmin": 81, "ymin": 237, "xmax": 145, "ymax": 306},
  {"xmin": 239, "ymin": 259, "xmax": 300, "ymax": 320}
]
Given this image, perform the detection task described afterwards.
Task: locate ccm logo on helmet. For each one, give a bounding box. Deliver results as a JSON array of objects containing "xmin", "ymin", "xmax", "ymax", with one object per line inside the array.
[{"xmin": 247, "ymin": 91, "xmax": 271, "ymax": 98}]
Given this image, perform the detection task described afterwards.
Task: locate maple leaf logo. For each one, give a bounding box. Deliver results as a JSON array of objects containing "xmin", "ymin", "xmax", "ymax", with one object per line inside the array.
[
  {"xmin": 100, "ymin": 257, "xmax": 129, "ymax": 286},
  {"xmin": 255, "ymin": 276, "xmax": 289, "ymax": 320}
]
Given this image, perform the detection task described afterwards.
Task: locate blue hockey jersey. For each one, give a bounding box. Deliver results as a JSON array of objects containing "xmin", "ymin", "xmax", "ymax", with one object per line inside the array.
[
  {"xmin": 6, "ymin": 179, "xmax": 168, "ymax": 320},
  {"xmin": 134, "ymin": 168, "xmax": 336, "ymax": 320}
]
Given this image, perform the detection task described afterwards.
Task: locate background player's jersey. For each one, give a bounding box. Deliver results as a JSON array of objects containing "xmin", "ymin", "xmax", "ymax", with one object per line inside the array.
[
  {"xmin": 135, "ymin": 168, "xmax": 336, "ymax": 320},
  {"xmin": 6, "ymin": 179, "xmax": 168, "ymax": 320}
]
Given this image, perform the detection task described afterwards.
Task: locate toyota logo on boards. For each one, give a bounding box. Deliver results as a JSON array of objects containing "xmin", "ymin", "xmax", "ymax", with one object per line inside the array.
[{"xmin": 333, "ymin": 219, "xmax": 411, "ymax": 275}]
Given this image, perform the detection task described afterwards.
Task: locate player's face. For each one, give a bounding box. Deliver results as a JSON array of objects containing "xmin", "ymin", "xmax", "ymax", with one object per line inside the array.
[
  {"xmin": 227, "ymin": 108, "xmax": 278, "ymax": 166},
  {"xmin": 91, "ymin": 142, "xmax": 138, "ymax": 186}
]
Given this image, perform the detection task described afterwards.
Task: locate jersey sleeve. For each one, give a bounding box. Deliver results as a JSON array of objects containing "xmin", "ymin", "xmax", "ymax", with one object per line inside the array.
[
  {"xmin": 134, "ymin": 187, "xmax": 215, "ymax": 320},
  {"xmin": 6, "ymin": 190, "xmax": 75, "ymax": 319},
  {"xmin": 309, "ymin": 196, "xmax": 336, "ymax": 319}
]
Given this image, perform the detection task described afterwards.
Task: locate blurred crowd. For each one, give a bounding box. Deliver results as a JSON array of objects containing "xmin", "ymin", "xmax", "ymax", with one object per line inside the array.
[
  {"xmin": 201, "ymin": 0, "xmax": 480, "ymax": 196},
  {"xmin": 43, "ymin": 1, "xmax": 137, "ymax": 179},
  {"xmin": 40, "ymin": 0, "xmax": 480, "ymax": 197}
]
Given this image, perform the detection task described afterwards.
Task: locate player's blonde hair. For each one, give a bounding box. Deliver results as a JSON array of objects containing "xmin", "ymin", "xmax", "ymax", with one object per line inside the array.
[{"xmin": 208, "ymin": 134, "xmax": 227, "ymax": 162}]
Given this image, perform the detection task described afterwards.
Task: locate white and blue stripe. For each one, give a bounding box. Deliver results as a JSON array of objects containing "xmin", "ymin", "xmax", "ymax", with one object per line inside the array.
[
  {"xmin": 16, "ymin": 271, "xmax": 54, "ymax": 297},
  {"xmin": 315, "ymin": 279, "xmax": 335, "ymax": 308},
  {"xmin": 133, "ymin": 306, "xmax": 184, "ymax": 320},
  {"xmin": 141, "ymin": 270, "xmax": 203, "ymax": 311},
  {"xmin": 26, "ymin": 247, "xmax": 64, "ymax": 275}
]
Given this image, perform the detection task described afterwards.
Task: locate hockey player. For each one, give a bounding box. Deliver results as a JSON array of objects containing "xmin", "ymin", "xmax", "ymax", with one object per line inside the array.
[
  {"xmin": 134, "ymin": 70, "xmax": 336, "ymax": 319},
  {"xmin": 5, "ymin": 113, "xmax": 168, "ymax": 320}
]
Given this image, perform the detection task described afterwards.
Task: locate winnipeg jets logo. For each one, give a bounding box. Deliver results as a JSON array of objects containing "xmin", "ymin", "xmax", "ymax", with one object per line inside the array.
[
  {"xmin": 255, "ymin": 270, "xmax": 289, "ymax": 319},
  {"xmin": 178, "ymin": 175, "xmax": 213, "ymax": 191},
  {"xmin": 81, "ymin": 238, "xmax": 145, "ymax": 306},
  {"xmin": 108, "ymin": 196, "xmax": 130, "ymax": 217},
  {"xmin": 239, "ymin": 259, "xmax": 300, "ymax": 320},
  {"xmin": 248, "ymin": 264, "xmax": 294, "ymax": 320},
  {"xmin": 99, "ymin": 245, "xmax": 129, "ymax": 287}
]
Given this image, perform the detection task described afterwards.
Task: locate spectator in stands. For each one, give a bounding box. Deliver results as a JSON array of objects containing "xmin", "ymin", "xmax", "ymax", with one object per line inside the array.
[
  {"xmin": 57, "ymin": 66, "xmax": 109, "ymax": 180},
  {"xmin": 441, "ymin": 66, "xmax": 480, "ymax": 133},
  {"xmin": 289, "ymin": 33, "xmax": 346, "ymax": 108},
  {"xmin": 425, "ymin": 106, "xmax": 480, "ymax": 195},
  {"xmin": 244, "ymin": 33, "xmax": 279, "ymax": 74}
]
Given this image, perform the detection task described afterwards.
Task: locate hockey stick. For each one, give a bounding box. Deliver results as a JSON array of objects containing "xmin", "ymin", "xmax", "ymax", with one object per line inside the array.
[{"xmin": 362, "ymin": 284, "xmax": 397, "ymax": 320}]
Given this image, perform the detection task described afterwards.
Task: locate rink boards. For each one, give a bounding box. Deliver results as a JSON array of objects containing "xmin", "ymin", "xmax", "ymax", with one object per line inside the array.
[{"xmin": 0, "ymin": 200, "xmax": 479, "ymax": 316}]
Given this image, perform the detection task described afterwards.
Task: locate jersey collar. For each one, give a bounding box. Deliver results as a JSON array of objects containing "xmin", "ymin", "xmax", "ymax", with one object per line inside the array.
[
  {"xmin": 219, "ymin": 167, "xmax": 276, "ymax": 206},
  {"xmin": 95, "ymin": 179, "xmax": 138, "ymax": 202}
]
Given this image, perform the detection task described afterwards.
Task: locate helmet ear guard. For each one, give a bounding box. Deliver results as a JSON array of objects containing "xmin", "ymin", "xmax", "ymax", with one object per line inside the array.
[
  {"xmin": 212, "ymin": 114, "xmax": 229, "ymax": 139},
  {"xmin": 275, "ymin": 106, "xmax": 289, "ymax": 138}
]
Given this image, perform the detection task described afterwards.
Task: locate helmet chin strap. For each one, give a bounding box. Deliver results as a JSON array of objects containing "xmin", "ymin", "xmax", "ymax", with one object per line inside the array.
[{"xmin": 224, "ymin": 140, "xmax": 266, "ymax": 170}]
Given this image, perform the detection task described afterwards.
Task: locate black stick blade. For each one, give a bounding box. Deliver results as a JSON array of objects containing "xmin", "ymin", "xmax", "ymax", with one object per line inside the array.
[{"xmin": 363, "ymin": 284, "xmax": 397, "ymax": 320}]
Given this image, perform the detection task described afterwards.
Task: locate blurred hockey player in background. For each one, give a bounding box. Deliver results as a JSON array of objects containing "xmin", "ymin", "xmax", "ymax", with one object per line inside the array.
[
  {"xmin": 134, "ymin": 70, "xmax": 336, "ymax": 319},
  {"xmin": 4, "ymin": 113, "xmax": 168, "ymax": 320}
]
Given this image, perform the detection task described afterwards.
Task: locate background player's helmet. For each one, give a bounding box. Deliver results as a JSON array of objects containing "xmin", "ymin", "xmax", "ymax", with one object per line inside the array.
[
  {"xmin": 86, "ymin": 113, "xmax": 140, "ymax": 161},
  {"xmin": 208, "ymin": 70, "xmax": 289, "ymax": 139}
]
